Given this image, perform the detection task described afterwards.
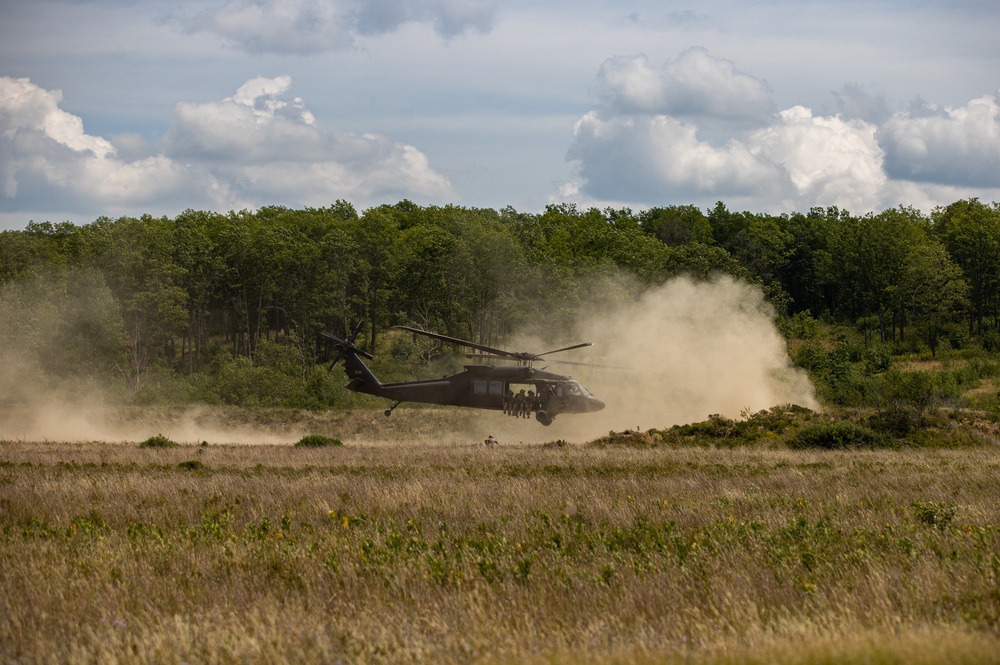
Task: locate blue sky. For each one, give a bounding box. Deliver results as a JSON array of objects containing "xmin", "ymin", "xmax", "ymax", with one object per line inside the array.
[{"xmin": 1, "ymin": 0, "xmax": 998, "ymax": 229}]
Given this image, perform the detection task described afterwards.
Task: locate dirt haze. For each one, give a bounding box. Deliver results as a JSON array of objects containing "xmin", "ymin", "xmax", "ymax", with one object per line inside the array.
[
  {"xmin": 490, "ymin": 275, "xmax": 814, "ymax": 440},
  {"xmin": 0, "ymin": 274, "xmax": 816, "ymax": 445},
  {"xmin": 443, "ymin": 274, "xmax": 818, "ymax": 444}
]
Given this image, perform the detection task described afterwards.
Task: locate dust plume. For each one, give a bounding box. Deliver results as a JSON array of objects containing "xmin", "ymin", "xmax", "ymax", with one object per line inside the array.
[
  {"xmin": 0, "ymin": 364, "xmax": 302, "ymax": 445},
  {"xmin": 481, "ymin": 275, "xmax": 818, "ymax": 443},
  {"xmin": 0, "ymin": 271, "xmax": 297, "ymax": 444}
]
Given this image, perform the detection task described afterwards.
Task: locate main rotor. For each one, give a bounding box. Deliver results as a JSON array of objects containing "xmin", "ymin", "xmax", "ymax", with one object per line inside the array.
[{"xmin": 392, "ymin": 326, "xmax": 595, "ymax": 368}]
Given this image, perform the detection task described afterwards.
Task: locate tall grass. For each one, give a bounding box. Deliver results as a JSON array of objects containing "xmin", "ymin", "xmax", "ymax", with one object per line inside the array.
[{"xmin": 2, "ymin": 441, "xmax": 999, "ymax": 663}]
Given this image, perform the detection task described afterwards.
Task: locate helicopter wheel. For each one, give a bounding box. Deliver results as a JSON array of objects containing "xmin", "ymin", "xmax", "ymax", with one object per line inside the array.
[
  {"xmin": 384, "ymin": 409, "xmax": 392, "ymax": 417},
  {"xmin": 536, "ymin": 411, "xmax": 554, "ymax": 426}
]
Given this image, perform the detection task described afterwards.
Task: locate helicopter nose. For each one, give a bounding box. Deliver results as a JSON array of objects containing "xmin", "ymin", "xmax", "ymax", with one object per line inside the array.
[{"xmin": 589, "ymin": 397, "xmax": 605, "ymax": 412}]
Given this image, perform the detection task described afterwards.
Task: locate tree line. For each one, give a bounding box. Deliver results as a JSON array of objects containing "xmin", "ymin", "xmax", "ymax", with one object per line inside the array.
[{"xmin": 1, "ymin": 198, "xmax": 998, "ymax": 407}]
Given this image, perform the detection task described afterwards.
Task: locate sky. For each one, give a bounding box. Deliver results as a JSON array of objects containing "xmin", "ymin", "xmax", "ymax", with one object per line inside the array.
[{"xmin": 1, "ymin": 0, "xmax": 999, "ymax": 230}]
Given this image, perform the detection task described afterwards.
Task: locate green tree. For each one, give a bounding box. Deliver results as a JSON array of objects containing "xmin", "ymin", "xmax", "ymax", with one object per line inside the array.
[
  {"xmin": 899, "ymin": 242, "xmax": 969, "ymax": 357},
  {"xmin": 639, "ymin": 205, "xmax": 713, "ymax": 246},
  {"xmin": 0, "ymin": 230, "xmax": 48, "ymax": 281},
  {"xmin": 172, "ymin": 210, "xmax": 226, "ymax": 374},
  {"xmin": 828, "ymin": 207, "xmax": 930, "ymax": 342},
  {"xmin": 933, "ymin": 199, "xmax": 1000, "ymax": 335},
  {"xmin": 81, "ymin": 216, "xmax": 187, "ymax": 393},
  {"xmin": 352, "ymin": 206, "xmax": 402, "ymax": 352}
]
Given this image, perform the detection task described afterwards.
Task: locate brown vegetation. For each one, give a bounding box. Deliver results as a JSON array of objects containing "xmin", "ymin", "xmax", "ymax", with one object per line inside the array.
[{"xmin": 2, "ymin": 437, "xmax": 999, "ymax": 663}]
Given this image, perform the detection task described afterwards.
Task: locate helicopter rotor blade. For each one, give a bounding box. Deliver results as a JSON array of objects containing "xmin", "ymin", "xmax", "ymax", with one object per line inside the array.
[
  {"xmin": 535, "ymin": 342, "xmax": 594, "ymax": 357},
  {"xmin": 395, "ymin": 325, "xmax": 597, "ymax": 363},
  {"xmin": 347, "ymin": 320, "xmax": 364, "ymax": 343},
  {"xmin": 464, "ymin": 352, "xmax": 634, "ymax": 371},
  {"xmin": 540, "ymin": 358, "xmax": 636, "ymax": 370},
  {"xmin": 392, "ymin": 326, "xmax": 519, "ymax": 359}
]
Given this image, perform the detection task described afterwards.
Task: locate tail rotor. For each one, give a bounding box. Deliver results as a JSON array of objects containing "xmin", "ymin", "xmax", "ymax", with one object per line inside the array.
[{"xmin": 322, "ymin": 321, "xmax": 372, "ymax": 371}]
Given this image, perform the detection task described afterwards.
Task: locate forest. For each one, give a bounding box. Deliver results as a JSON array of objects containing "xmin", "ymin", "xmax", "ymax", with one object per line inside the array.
[{"xmin": 1, "ymin": 197, "xmax": 999, "ymax": 415}]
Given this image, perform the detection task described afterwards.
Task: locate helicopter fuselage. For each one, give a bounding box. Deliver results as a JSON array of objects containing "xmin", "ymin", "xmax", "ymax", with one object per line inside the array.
[
  {"xmin": 341, "ymin": 353, "xmax": 604, "ymax": 424},
  {"xmin": 324, "ymin": 326, "xmax": 605, "ymax": 426}
]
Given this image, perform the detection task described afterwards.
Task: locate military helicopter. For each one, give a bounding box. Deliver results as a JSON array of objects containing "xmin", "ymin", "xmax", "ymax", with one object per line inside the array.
[{"xmin": 322, "ymin": 324, "xmax": 605, "ymax": 426}]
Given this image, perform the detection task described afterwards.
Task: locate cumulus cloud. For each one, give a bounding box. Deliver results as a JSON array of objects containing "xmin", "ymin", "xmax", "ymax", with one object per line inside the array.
[
  {"xmin": 567, "ymin": 112, "xmax": 784, "ymax": 202},
  {"xmin": 749, "ymin": 106, "xmax": 886, "ymax": 211},
  {"xmin": 879, "ymin": 92, "xmax": 1000, "ymax": 187},
  {"xmin": 0, "ymin": 76, "xmax": 186, "ymax": 210},
  {"xmin": 162, "ymin": 75, "xmax": 456, "ymax": 202},
  {"xmin": 176, "ymin": 0, "xmax": 498, "ymax": 54},
  {"xmin": 566, "ymin": 49, "xmax": 1000, "ymax": 214},
  {"xmin": 0, "ymin": 75, "xmax": 455, "ymax": 218},
  {"xmin": 568, "ymin": 101, "xmax": 884, "ymax": 211},
  {"xmin": 596, "ymin": 49, "xmax": 774, "ymax": 122}
]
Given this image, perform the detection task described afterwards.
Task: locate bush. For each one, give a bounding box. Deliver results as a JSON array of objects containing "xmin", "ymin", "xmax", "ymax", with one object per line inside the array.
[
  {"xmin": 864, "ymin": 345, "xmax": 892, "ymax": 374},
  {"xmin": 789, "ymin": 421, "xmax": 891, "ymax": 450},
  {"xmin": 139, "ymin": 434, "xmax": 178, "ymax": 448},
  {"xmin": 793, "ymin": 344, "xmax": 828, "ymax": 374},
  {"xmin": 868, "ymin": 408, "xmax": 919, "ymax": 437},
  {"xmin": 294, "ymin": 434, "xmax": 342, "ymax": 448},
  {"xmin": 981, "ymin": 330, "xmax": 1000, "ymax": 353}
]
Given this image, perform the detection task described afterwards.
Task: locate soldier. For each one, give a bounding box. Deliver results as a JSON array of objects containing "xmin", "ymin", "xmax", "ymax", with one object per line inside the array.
[
  {"xmin": 526, "ymin": 390, "xmax": 536, "ymax": 418},
  {"xmin": 485, "ymin": 434, "xmax": 498, "ymax": 447},
  {"xmin": 515, "ymin": 389, "xmax": 526, "ymax": 418},
  {"xmin": 503, "ymin": 388, "xmax": 514, "ymax": 415}
]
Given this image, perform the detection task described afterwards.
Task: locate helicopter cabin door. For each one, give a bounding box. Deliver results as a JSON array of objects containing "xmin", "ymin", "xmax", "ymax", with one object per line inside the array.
[{"xmin": 472, "ymin": 378, "xmax": 506, "ymax": 409}]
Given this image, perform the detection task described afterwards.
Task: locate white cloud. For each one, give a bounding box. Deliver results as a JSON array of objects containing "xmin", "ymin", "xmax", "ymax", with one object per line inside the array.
[
  {"xmin": 166, "ymin": 75, "xmax": 324, "ymax": 161},
  {"xmin": 0, "ymin": 76, "xmax": 185, "ymax": 208},
  {"xmin": 176, "ymin": 0, "xmax": 498, "ymax": 54},
  {"xmin": 162, "ymin": 75, "xmax": 456, "ymax": 202},
  {"xmin": 178, "ymin": 0, "xmax": 354, "ymax": 54},
  {"xmin": 567, "ymin": 111, "xmax": 784, "ymax": 202},
  {"xmin": 566, "ymin": 49, "xmax": 1000, "ymax": 214},
  {"xmin": 0, "ymin": 76, "xmax": 113, "ymax": 161},
  {"xmin": 0, "ymin": 75, "xmax": 455, "ymax": 219},
  {"xmin": 570, "ymin": 67, "xmax": 888, "ymax": 212},
  {"xmin": 748, "ymin": 106, "xmax": 886, "ymax": 212},
  {"xmin": 596, "ymin": 48, "xmax": 773, "ymax": 121},
  {"xmin": 879, "ymin": 92, "xmax": 1000, "ymax": 187}
]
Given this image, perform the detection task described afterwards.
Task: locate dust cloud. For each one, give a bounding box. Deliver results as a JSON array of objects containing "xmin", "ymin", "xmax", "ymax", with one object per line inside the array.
[
  {"xmin": 0, "ymin": 271, "xmax": 298, "ymax": 445},
  {"xmin": 479, "ymin": 275, "xmax": 818, "ymax": 444},
  {"xmin": 0, "ymin": 377, "xmax": 301, "ymax": 445},
  {"xmin": 1, "ymin": 270, "xmax": 816, "ymax": 445}
]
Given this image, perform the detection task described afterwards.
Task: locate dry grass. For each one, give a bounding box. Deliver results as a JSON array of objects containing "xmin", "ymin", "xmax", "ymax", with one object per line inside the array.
[{"xmin": 2, "ymin": 439, "xmax": 999, "ymax": 664}]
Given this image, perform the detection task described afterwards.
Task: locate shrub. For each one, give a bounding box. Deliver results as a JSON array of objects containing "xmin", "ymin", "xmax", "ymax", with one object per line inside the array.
[
  {"xmin": 981, "ymin": 330, "xmax": 1000, "ymax": 353},
  {"xmin": 911, "ymin": 501, "xmax": 956, "ymax": 529},
  {"xmin": 139, "ymin": 434, "xmax": 178, "ymax": 448},
  {"xmin": 868, "ymin": 408, "xmax": 918, "ymax": 437},
  {"xmin": 294, "ymin": 434, "xmax": 343, "ymax": 448},
  {"xmin": 789, "ymin": 421, "xmax": 891, "ymax": 450},
  {"xmin": 864, "ymin": 345, "xmax": 892, "ymax": 374}
]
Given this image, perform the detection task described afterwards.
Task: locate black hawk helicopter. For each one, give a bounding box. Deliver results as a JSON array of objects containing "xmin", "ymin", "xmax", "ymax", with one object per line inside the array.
[{"xmin": 322, "ymin": 324, "xmax": 605, "ymax": 426}]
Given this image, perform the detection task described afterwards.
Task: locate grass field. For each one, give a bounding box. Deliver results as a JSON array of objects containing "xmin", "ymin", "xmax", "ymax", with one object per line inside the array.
[{"xmin": 2, "ymin": 424, "xmax": 999, "ymax": 663}]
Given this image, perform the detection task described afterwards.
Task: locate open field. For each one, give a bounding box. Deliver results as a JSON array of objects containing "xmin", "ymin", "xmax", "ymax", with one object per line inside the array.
[{"xmin": 2, "ymin": 431, "xmax": 1000, "ymax": 664}]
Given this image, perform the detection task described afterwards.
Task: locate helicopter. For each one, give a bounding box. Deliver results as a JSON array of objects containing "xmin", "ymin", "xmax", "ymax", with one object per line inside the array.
[{"xmin": 321, "ymin": 324, "xmax": 605, "ymax": 426}]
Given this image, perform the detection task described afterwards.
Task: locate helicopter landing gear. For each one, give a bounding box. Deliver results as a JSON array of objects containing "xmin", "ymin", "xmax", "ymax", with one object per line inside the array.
[
  {"xmin": 384, "ymin": 401, "xmax": 402, "ymax": 417},
  {"xmin": 535, "ymin": 410, "xmax": 554, "ymax": 426}
]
